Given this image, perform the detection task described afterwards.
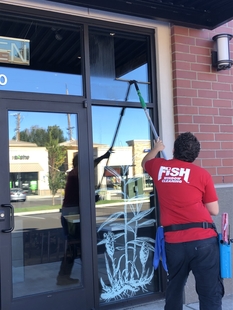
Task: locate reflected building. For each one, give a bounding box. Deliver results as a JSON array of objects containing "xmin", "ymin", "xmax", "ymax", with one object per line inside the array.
[{"xmin": 9, "ymin": 139, "xmax": 151, "ymax": 197}]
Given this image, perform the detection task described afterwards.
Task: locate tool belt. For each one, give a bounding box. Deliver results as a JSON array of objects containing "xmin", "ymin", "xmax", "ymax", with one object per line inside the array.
[{"xmin": 163, "ymin": 222, "xmax": 217, "ymax": 233}]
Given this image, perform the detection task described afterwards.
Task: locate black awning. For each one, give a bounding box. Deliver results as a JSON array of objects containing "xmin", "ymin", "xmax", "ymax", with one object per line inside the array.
[{"xmin": 48, "ymin": 0, "xmax": 233, "ymax": 30}]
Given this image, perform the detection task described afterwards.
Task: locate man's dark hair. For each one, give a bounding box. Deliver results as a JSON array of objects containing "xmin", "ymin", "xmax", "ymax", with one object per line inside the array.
[
  {"xmin": 72, "ymin": 153, "xmax": 78, "ymax": 167},
  {"xmin": 173, "ymin": 132, "xmax": 200, "ymax": 162}
]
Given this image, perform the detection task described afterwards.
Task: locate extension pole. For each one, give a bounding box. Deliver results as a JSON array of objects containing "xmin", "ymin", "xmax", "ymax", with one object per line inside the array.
[
  {"xmin": 97, "ymin": 82, "xmax": 133, "ymax": 189},
  {"xmin": 132, "ymin": 80, "xmax": 167, "ymax": 160}
]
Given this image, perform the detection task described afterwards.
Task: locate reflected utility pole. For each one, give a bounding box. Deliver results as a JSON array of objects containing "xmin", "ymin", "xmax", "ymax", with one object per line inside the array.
[
  {"xmin": 13, "ymin": 113, "xmax": 21, "ymax": 141},
  {"xmin": 66, "ymin": 84, "xmax": 74, "ymax": 141}
]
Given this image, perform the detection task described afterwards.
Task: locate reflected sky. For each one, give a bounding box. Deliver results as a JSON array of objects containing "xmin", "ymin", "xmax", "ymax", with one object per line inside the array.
[
  {"xmin": 1, "ymin": 67, "xmax": 82, "ymax": 95},
  {"xmin": 8, "ymin": 107, "xmax": 150, "ymax": 146},
  {"xmin": 8, "ymin": 112, "xmax": 77, "ymax": 141},
  {"xmin": 92, "ymin": 107, "xmax": 150, "ymax": 146},
  {"xmin": 5, "ymin": 64, "xmax": 150, "ymax": 145}
]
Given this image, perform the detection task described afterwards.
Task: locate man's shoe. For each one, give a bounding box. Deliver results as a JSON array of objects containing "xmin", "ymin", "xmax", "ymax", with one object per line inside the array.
[{"xmin": 57, "ymin": 276, "xmax": 79, "ymax": 286}]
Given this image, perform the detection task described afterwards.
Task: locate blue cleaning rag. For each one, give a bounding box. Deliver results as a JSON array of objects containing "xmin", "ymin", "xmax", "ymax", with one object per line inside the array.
[{"xmin": 153, "ymin": 226, "xmax": 168, "ymax": 272}]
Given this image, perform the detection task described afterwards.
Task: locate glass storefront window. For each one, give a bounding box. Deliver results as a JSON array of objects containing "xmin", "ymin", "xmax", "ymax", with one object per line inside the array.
[
  {"xmin": 92, "ymin": 106, "xmax": 159, "ymax": 304},
  {"xmin": 0, "ymin": 14, "xmax": 83, "ymax": 95},
  {"xmin": 89, "ymin": 27, "xmax": 150, "ymax": 102},
  {"xmin": 1, "ymin": 67, "xmax": 82, "ymax": 95},
  {"xmin": 9, "ymin": 111, "xmax": 82, "ymax": 297}
]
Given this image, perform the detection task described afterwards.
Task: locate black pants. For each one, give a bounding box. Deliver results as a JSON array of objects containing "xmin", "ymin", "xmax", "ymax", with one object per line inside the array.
[
  {"xmin": 165, "ymin": 237, "xmax": 224, "ymax": 310},
  {"xmin": 58, "ymin": 216, "xmax": 81, "ymax": 278}
]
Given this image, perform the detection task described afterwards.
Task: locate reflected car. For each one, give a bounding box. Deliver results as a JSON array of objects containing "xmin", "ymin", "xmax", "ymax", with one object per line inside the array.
[{"xmin": 10, "ymin": 188, "xmax": 27, "ymax": 202}]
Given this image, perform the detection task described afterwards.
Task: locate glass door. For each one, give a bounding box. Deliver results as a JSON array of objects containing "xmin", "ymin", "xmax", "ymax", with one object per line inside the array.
[{"xmin": 0, "ymin": 92, "xmax": 96, "ymax": 310}]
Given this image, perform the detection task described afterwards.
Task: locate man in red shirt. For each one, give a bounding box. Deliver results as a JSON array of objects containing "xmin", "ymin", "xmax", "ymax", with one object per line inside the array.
[{"xmin": 142, "ymin": 132, "xmax": 224, "ymax": 310}]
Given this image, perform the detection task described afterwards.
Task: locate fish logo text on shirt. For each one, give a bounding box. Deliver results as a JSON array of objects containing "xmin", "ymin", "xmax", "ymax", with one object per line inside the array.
[{"xmin": 158, "ymin": 166, "xmax": 190, "ymax": 183}]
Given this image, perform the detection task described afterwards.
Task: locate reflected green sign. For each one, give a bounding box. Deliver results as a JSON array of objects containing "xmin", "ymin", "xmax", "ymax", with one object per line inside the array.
[{"xmin": 0, "ymin": 36, "xmax": 30, "ymax": 65}]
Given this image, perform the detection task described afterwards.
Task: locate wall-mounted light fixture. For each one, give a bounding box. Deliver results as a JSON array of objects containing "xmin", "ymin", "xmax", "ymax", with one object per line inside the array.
[{"xmin": 212, "ymin": 33, "xmax": 233, "ymax": 71}]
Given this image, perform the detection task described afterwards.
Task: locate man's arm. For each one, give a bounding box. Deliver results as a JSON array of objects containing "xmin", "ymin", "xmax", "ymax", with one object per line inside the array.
[
  {"xmin": 205, "ymin": 201, "xmax": 219, "ymax": 216},
  {"xmin": 141, "ymin": 138, "xmax": 165, "ymax": 170},
  {"xmin": 94, "ymin": 148, "xmax": 113, "ymax": 168}
]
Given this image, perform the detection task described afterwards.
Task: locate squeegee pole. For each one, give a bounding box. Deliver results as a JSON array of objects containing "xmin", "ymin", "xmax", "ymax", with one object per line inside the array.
[{"xmin": 133, "ymin": 81, "xmax": 167, "ymax": 160}]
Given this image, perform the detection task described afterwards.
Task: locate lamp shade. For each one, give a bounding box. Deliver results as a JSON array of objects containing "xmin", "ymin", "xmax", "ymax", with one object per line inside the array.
[{"xmin": 212, "ymin": 33, "xmax": 233, "ymax": 70}]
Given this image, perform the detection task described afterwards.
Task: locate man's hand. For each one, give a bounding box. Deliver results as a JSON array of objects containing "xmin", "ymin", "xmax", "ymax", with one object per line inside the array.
[
  {"xmin": 102, "ymin": 148, "xmax": 114, "ymax": 159},
  {"xmin": 153, "ymin": 138, "xmax": 165, "ymax": 152},
  {"xmin": 141, "ymin": 137, "xmax": 165, "ymax": 169},
  {"xmin": 94, "ymin": 148, "xmax": 114, "ymax": 167}
]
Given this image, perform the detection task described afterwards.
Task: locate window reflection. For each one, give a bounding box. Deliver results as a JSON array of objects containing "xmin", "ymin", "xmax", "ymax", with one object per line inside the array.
[
  {"xmin": 0, "ymin": 13, "xmax": 83, "ymax": 95},
  {"xmin": 92, "ymin": 106, "xmax": 159, "ymax": 303},
  {"xmin": 1, "ymin": 67, "xmax": 82, "ymax": 95},
  {"xmin": 89, "ymin": 27, "xmax": 150, "ymax": 102},
  {"xmin": 9, "ymin": 111, "xmax": 81, "ymax": 297}
]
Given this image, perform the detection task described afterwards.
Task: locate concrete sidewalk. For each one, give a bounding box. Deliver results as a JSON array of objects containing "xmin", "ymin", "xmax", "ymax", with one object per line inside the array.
[{"xmin": 122, "ymin": 294, "xmax": 233, "ymax": 310}]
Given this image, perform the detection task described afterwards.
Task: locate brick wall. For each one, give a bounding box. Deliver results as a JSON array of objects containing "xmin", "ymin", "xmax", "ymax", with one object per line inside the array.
[{"xmin": 171, "ymin": 21, "xmax": 233, "ymax": 184}]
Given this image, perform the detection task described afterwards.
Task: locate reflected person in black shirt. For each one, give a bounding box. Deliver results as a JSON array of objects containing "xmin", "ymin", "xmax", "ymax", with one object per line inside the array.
[{"xmin": 57, "ymin": 149, "xmax": 112, "ymax": 286}]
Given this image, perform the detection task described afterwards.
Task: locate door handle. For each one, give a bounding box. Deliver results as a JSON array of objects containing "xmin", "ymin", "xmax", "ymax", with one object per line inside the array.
[{"xmin": 1, "ymin": 204, "xmax": 14, "ymax": 233}]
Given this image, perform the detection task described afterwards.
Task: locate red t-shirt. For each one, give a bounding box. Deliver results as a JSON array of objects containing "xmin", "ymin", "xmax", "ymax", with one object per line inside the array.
[{"xmin": 145, "ymin": 158, "xmax": 218, "ymax": 243}]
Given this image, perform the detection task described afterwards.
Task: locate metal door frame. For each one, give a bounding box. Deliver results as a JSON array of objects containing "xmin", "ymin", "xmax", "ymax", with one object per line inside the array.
[{"xmin": 0, "ymin": 90, "xmax": 97, "ymax": 310}]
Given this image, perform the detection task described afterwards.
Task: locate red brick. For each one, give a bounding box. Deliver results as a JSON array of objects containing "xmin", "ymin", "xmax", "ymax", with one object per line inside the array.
[
  {"xmin": 193, "ymin": 115, "xmax": 213, "ymax": 123},
  {"xmin": 172, "ymin": 26, "xmax": 189, "ymax": 36},
  {"xmin": 212, "ymin": 175, "xmax": 225, "ymax": 184},
  {"xmin": 199, "ymin": 149, "xmax": 216, "ymax": 157},
  {"xmin": 201, "ymin": 142, "xmax": 221, "ymax": 149},
  {"xmin": 173, "ymin": 79, "xmax": 191, "ymax": 88},
  {"xmin": 221, "ymin": 175, "xmax": 233, "ymax": 183},
  {"xmin": 199, "ymin": 107, "xmax": 218, "ymax": 115},
  {"xmin": 174, "ymin": 53, "xmax": 196, "ymax": 62},
  {"xmin": 195, "ymin": 38, "xmax": 213, "ymax": 48},
  {"xmin": 172, "ymin": 24, "xmax": 233, "ymax": 185},
  {"xmin": 176, "ymin": 123, "xmax": 199, "ymax": 132},
  {"xmin": 200, "ymin": 124, "xmax": 219, "ymax": 132},
  {"xmin": 204, "ymin": 167, "xmax": 217, "ymax": 175},
  {"xmin": 192, "ymin": 98, "xmax": 212, "ymax": 107},
  {"xmin": 197, "ymin": 55, "xmax": 212, "ymax": 65},
  {"xmin": 177, "ymin": 88, "xmax": 197, "ymax": 97},
  {"xmin": 215, "ymin": 133, "xmax": 233, "ymax": 140},
  {"xmin": 219, "ymin": 91, "xmax": 233, "ymax": 100},
  {"xmin": 216, "ymin": 150, "xmax": 233, "ymax": 158},
  {"xmin": 174, "ymin": 70, "xmax": 197, "ymax": 79},
  {"xmin": 173, "ymin": 35, "xmax": 195, "ymax": 45},
  {"xmin": 217, "ymin": 167, "xmax": 233, "ymax": 175},
  {"xmin": 189, "ymin": 29, "xmax": 209, "ymax": 39},
  {"xmin": 172, "ymin": 43, "xmax": 190, "ymax": 53},
  {"xmin": 195, "ymin": 133, "xmax": 215, "ymax": 141},
  {"xmin": 212, "ymin": 82, "xmax": 231, "ymax": 91},
  {"xmin": 217, "ymin": 74, "xmax": 233, "ymax": 83},
  {"xmin": 222, "ymin": 159, "xmax": 233, "ymax": 166},
  {"xmin": 190, "ymin": 46, "xmax": 210, "ymax": 56},
  {"xmin": 174, "ymin": 97, "xmax": 192, "ymax": 106},
  {"xmin": 176, "ymin": 106, "xmax": 198, "ymax": 114},
  {"xmin": 176, "ymin": 115, "xmax": 193, "ymax": 123},
  {"xmin": 191, "ymin": 63, "xmax": 211, "ymax": 72},
  {"xmin": 202, "ymin": 158, "xmax": 221, "ymax": 166},
  {"xmin": 192, "ymin": 81, "xmax": 212, "ymax": 89},
  {"xmin": 220, "ymin": 125, "xmax": 233, "ymax": 133},
  {"xmin": 173, "ymin": 61, "xmax": 191, "ymax": 71},
  {"xmin": 219, "ymin": 108, "xmax": 233, "ymax": 116},
  {"xmin": 198, "ymin": 90, "xmax": 218, "ymax": 98},
  {"xmin": 197, "ymin": 73, "xmax": 217, "ymax": 81},
  {"xmin": 213, "ymin": 100, "xmax": 232, "ymax": 107},
  {"xmin": 214, "ymin": 116, "xmax": 232, "ymax": 124},
  {"xmin": 221, "ymin": 142, "xmax": 233, "ymax": 149}
]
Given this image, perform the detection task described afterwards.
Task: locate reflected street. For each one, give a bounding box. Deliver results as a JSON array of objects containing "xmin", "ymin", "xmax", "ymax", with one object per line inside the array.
[{"xmin": 12, "ymin": 195, "xmax": 63, "ymax": 208}]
